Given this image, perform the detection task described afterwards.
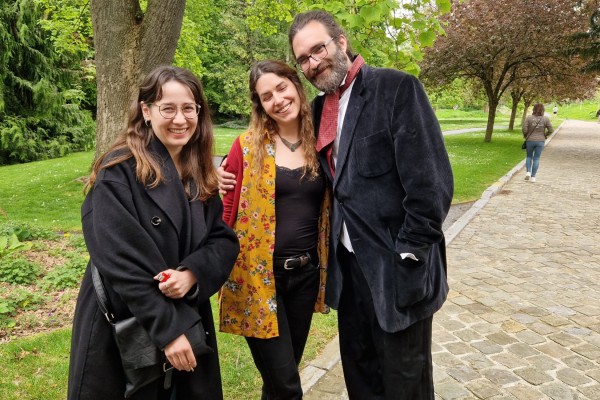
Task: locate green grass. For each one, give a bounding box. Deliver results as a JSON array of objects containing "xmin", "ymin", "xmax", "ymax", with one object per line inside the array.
[
  {"xmin": 556, "ymin": 101, "xmax": 600, "ymax": 121},
  {"xmin": 214, "ymin": 127, "xmax": 245, "ymax": 156},
  {"xmin": 436, "ymin": 108, "xmax": 512, "ymax": 130},
  {"xmin": 445, "ymin": 129, "xmax": 525, "ymax": 203},
  {"xmin": 0, "ymin": 329, "xmax": 71, "ymax": 400},
  {"xmin": 0, "ymin": 152, "xmax": 92, "ymax": 232}
]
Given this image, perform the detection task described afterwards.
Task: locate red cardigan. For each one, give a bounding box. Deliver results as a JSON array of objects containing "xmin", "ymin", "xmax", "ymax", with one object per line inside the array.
[{"xmin": 221, "ymin": 137, "xmax": 243, "ymax": 228}]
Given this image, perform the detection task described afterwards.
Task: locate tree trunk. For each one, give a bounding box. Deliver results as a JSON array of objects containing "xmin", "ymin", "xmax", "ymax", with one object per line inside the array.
[
  {"xmin": 91, "ymin": 0, "xmax": 186, "ymax": 158},
  {"xmin": 521, "ymin": 100, "xmax": 532, "ymax": 128},
  {"xmin": 508, "ymin": 92, "xmax": 521, "ymax": 131},
  {"xmin": 484, "ymin": 101, "xmax": 497, "ymax": 142}
]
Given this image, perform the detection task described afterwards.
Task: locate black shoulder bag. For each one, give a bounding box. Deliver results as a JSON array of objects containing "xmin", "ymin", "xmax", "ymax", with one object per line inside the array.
[
  {"xmin": 91, "ymin": 263, "xmax": 213, "ymax": 398},
  {"xmin": 522, "ymin": 117, "xmax": 542, "ymax": 149}
]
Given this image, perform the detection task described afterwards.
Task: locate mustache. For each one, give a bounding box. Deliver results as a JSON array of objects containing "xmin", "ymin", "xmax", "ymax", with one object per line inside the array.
[{"xmin": 313, "ymin": 62, "xmax": 331, "ymax": 75}]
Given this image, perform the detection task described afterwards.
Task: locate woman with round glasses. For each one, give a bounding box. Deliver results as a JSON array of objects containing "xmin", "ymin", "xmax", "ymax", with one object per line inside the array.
[
  {"xmin": 68, "ymin": 65, "xmax": 239, "ymax": 400},
  {"xmin": 218, "ymin": 60, "xmax": 330, "ymax": 399}
]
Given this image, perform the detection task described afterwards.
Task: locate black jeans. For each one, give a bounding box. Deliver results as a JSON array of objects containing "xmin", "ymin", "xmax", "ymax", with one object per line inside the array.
[
  {"xmin": 245, "ymin": 262, "xmax": 320, "ymax": 400},
  {"xmin": 337, "ymin": 246, "xmax": 434, "ymax": 400}
]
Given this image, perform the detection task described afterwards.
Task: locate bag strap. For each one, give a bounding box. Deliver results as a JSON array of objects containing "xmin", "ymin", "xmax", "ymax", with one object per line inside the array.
[
  {"xmin": 91, "ymin": 262, "xmax": 115, "ymax": 323},
  {"xmin": 525, "ymin": 117, "xmax": 542, "ymax": 140}
]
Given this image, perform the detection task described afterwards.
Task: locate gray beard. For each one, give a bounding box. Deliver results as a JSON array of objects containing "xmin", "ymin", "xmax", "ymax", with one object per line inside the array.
[{"xmin": 309, "ymin": 46, "xmax": 349, "ymax": 94}]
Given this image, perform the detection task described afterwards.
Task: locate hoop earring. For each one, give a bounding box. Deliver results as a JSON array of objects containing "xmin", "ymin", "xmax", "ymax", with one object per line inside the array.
[{"xmin": 144, "ymin": 119, "xmax": 151, "ymax": 127}]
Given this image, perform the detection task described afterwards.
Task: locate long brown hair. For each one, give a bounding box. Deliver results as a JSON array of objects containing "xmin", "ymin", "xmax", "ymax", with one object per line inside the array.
[
  {"xmin": 247, "ymin": 60, "xmax": 319, "ymax": 179},
  {"xmin": 86, "ymin": 65, "xmax": 218, "ymax": 201},
  {"xmin": 532, "ymin": 103, "xmax": 545, "ymax": 116}
]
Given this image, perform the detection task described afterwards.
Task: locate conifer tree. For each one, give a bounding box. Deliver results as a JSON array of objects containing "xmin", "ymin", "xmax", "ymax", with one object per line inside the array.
[{"xmin": 0, "ymin": 0, "xmax": 94, "ymax": 164}]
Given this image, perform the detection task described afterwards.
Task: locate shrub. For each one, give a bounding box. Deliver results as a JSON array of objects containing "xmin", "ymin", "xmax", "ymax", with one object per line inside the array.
[
  {"xmin": 0, "ymin": 288, "xmax": 44, "ymax": 329},
  {"xmin": 0, "ymin": 257, "xmax": 41, "ymax": 285},
  {"xmin": 40, "ymin": 258, "xmax": 87, "ymax": 291},
  {"xmin": 0, "ymin": 223, "xmax": 56, "ymax": 241},
  {"xmin": 0, "ymin": 233, "xmax": 32, "ymax": 258}
]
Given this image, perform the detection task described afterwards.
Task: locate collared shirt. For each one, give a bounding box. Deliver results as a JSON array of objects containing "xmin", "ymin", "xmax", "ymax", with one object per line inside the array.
[{"xmin": 332, "ymin": 77, "xmax": 356, "ymax": 252}]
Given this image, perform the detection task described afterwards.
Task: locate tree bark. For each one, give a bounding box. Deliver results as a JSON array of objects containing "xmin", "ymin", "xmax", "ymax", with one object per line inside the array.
[
  {"xmin": 91, "ymin": 0, "xmax": 186, "ymax": 157},
  {"xmin": 508, "ymin": 91, "xmax": 522, "ymax": 131},
  {"xmin": 484, "ymin": 100, "xmax": 497, "ymax": 143}
]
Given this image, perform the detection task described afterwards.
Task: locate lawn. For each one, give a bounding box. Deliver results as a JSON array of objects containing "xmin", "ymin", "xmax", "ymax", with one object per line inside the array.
[{"xmin": 0, "ymin": 106, "xmax": 567, "ymax": 399}]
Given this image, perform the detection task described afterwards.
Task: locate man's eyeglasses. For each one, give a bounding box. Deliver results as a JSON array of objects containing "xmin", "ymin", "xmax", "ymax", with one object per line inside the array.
[
  {"xmin": 295, "ymin": 36, "xmax": 338, "ymax": 72},
  {"xmin": 149, "ymin": 103, "xmax": 201, "ymax": 119}
]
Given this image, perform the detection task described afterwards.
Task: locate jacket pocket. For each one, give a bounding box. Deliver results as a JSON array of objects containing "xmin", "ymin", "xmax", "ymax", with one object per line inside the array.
[
  {"xmin": 393, "ymin": 252, "xmax": 431, "ymax": 308},
  {"xmin": 355, "ymin": 130, "xmax": 393, "ymax": 177}
]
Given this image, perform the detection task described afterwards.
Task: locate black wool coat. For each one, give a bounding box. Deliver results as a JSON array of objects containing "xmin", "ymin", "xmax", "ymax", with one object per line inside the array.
[
  {"xmin": 313, "ymin": 64, "xmax": 454, "ymax": 333},
  {"xmin": 67, "ymin": 139, "xmax": 239, "ymax": 400}
]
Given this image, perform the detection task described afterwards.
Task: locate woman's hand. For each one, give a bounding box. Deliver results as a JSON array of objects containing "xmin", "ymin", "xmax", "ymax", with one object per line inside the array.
[
  {"xmin": 154, "ymin": 269, "xmax": 197, "ymax": 299},
  {"xmin": 217, "ymin": 158, "xmax": 236, "ymax": 195},
  {"xmin": 164, "ymin": 334, "xmax": 197, "ymax": 372}
]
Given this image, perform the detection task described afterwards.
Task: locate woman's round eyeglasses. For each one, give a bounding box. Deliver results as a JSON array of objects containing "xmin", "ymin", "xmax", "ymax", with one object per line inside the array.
[{"xmin": 148, "ymin": 103, "xmax": 201, "ymax": 119}]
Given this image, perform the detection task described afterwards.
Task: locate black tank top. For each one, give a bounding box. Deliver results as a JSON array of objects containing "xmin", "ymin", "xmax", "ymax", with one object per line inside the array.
[{"xmin": 273, "ymin": 165, "xmax": 324, "ymax": 258}]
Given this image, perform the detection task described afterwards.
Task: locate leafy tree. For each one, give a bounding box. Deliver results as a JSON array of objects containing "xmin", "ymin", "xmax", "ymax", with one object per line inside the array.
[
  {"xmin": 37, "ymin": 0, "xmax": 95, "ymax": 112},
  {"xmin": 0, "ymin": 0, "xmax": 95, "ymax": 164},
  {"xmin": 86, "ymin": 0, "xmax": 449, "ymax": 149},
  {"xmin": 569, "ymin": 1, "xmax": 600, "ymax": 73},
  {"xmin": 246, "ymin": 0, "xmax": 451, "ymax": 75},
  {"xmin": 192, "ymin": 0, "xmax": 451, "ymax": 120},
  {"xmin": 427, "ymin": 78, "xmax": 485, "ymax": 110},
  {"xmin": 421, "ymin": 0, "xmax": 588, "ymax": 141}
]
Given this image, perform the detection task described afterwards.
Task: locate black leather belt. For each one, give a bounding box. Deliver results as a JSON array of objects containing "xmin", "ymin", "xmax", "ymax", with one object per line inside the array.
[{"xmin": 273, "ymin": 253, "xmax": 311, "ymax": 270}]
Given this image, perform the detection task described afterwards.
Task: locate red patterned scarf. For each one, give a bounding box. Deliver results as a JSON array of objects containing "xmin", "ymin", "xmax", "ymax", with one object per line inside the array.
[{"xmin": 316, "ymin": 55, "xmax": 365, "ymax": 176}]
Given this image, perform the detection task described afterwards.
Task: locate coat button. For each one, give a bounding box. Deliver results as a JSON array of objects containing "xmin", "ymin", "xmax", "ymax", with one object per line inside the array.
[{"xmin": 151, "ymin": 216, "xmax": 162, "ymax": 226}]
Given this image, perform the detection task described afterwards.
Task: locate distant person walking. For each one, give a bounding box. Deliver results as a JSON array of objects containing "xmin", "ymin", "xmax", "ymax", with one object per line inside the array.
[
  {"xmin": 523, "ymin": 103, "xmax": 553, "ymax": 183},
  {"xmin": 553, "ymin": 105, "xmax": 558, "ymax": 115}
]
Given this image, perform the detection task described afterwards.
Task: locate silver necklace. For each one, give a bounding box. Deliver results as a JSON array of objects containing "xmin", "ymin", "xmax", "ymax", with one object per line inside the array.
[{"xmin": 278, "ymin": 134, "xmax": 302, "ymax": 152}]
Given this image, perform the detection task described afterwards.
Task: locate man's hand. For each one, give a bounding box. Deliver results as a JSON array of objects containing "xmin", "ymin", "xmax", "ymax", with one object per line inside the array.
[{"xmin": 217, "ymin": 157, "xmax": 236, "ymax": 195}]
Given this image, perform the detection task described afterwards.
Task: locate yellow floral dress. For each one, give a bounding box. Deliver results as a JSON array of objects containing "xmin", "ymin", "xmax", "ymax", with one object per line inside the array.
[{"xmin": 219, "ymin": 132, "xmax": 330, "ymax": 339}]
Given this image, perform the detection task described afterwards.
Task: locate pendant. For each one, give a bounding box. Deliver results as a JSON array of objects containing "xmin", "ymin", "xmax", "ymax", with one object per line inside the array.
[{"xmin": 279, "ymin": 135, "xmax": 302, "ymax": 152}]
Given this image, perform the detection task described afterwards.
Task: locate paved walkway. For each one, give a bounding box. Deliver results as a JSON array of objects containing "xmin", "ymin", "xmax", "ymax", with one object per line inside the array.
[{"xmin": 301, "ymin": 120, "xmax": 600, "ymax": 399}]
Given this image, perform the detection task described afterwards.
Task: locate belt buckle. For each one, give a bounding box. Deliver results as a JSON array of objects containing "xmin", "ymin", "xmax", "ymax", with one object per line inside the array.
[{"xmin": 283, "ymin": 258, "xmax": 297, "ymax": 270}]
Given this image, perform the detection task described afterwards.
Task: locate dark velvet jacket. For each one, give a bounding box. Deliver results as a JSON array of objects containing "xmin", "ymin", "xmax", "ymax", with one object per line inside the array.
[
  {"xmin": 67, "ymin": 139, "xmax": 239, "ymax": 400},
  {"xmin": 313, "ymin": 64, "xmax": 453, "ymax": 333}
]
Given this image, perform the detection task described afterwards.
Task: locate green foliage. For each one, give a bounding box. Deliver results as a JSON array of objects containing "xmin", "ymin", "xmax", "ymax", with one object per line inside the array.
[
  {"xmin": 0, "ymin": 233, "xmax": 32, "ymax": 258},
  {"xmin": 40, "ymin": 258, "xmax": 87, "ymax": 291},
  {"xmin": 428, "ymin": 78, "xmax": 486, "ymax": 110},
  {"xmin": 175, "ymin": 0, "xmax": 448, "ymax": 119},
  {"xmin": 304, "ymin": 0, "xmax": 447, "ymax": 74},
  {"xmin": 0, "ymin": 256, "xmax": 41, "ymax": 285},
  {"xmin": 0, "ymin": 0, "xmax": 95, "ymax": 165},
  {"xmin": 0, "ymin": 287, "xmax": 44, "ymax": 329},
  {"xmin": 0, "ymin": 223, "xmax": 55, "ymax": 242}
]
